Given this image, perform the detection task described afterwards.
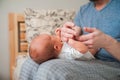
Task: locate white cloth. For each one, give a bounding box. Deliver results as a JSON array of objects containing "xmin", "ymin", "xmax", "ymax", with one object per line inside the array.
[{"xmin": 58, "ymin": 42, "xmax": 95, "ymax": 60}]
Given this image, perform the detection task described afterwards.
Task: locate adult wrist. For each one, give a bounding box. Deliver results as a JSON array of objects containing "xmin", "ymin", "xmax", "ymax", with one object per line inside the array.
[{"xmin": 103, "ymin": 35, "xmax": 118, "ymax": 49}]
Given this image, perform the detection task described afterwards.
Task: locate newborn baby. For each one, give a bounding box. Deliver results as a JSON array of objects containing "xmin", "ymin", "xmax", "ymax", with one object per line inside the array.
[{"xmin": 29, "ymin": 28, "xmax": 97, "ymax": 64}]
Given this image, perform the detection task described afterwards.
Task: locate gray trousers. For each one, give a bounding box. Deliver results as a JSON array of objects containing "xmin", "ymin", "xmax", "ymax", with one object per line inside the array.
[{"xmin": 20, "ymin": 58, "xmax": 120, "ymax": 80}]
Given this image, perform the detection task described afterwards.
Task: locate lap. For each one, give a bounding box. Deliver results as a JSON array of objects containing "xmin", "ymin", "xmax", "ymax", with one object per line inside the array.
[{"xmin": 34, "ymin": 59, "xmax": 120, "ymax": 80}]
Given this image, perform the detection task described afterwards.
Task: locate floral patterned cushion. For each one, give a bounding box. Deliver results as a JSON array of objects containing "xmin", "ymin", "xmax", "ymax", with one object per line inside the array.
[{"xmin": 24, "ymin": 8, "xmax": 76, "ymax": 44}]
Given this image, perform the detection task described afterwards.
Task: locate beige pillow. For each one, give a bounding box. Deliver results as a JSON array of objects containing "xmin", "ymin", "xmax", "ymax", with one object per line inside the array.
[{"xmin": 24, "ymin": 8, "xmax": 75, "ymax": 44}]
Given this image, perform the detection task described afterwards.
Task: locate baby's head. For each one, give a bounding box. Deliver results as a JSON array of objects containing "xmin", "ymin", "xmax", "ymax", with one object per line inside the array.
[{"xmin": 29, "ymin": 34, "xmax": 63, "ymax": 64}]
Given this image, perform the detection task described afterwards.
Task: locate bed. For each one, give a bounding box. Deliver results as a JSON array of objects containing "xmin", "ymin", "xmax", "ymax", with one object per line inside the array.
[{"xmin": 9, "ymin": 8, "xmax": 75, "ymax": 80}]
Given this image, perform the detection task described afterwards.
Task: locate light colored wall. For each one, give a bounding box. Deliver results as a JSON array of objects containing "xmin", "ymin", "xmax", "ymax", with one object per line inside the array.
[{"xmin": 0, "ymin": 0, "xmax": 89, "ymax": 80}]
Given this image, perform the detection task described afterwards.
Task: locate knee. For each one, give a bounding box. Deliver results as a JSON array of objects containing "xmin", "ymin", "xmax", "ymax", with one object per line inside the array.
[
  {"xmin": 34, "ymin": 59, "xmax": 70, "ymax": 80},
  {"xmin": 39, "ymin": 59, "xmax": 61, "ymax": 71},
  {"xmin": 36, "ymin": 59, "xmax": 64, "ymax": 73}
]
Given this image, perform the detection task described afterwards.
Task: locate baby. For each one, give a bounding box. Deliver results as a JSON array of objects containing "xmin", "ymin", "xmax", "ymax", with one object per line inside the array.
[{"xmin": 29, "ymin": 28, "xmax": 97, "ymax": 64}]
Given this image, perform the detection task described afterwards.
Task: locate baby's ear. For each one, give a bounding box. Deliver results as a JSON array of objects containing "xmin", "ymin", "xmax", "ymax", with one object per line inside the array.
[
  {"xmin": 55, "ymin": 28, "xmax": 61, "ymax": 37},
  {"xmin": 54, "ymin": 45, "xmax": 61, "ymax": 51}
]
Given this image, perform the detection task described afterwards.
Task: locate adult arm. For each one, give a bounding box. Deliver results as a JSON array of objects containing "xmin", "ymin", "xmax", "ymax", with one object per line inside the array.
[
  {"xmin": 68, "ymin": 39, "xmax": 88, "ymax": 53},
  {"xmin": 60, "ymin": 23, "xmax": 98, "ymax": 55},
  {"xmin": 79, "ymin": 27, "xmax": 120, "ymax": 61},
  {"xmin": 68, "ymin": 39, "xmax": 97, "ymax": 55}
]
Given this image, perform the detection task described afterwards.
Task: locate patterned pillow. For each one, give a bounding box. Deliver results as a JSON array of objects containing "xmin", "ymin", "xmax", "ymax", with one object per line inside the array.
[{"xmin": 24, "ymin": 8, "xmax": 76, "ymax": 44}]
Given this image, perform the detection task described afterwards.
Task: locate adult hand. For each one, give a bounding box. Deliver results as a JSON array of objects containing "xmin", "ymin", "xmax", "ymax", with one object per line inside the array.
[
  {"xmin": 61, "ymin": 22, "xmax": 82, "ymax": 42},
  {"xmin": 79, "ymin": 27, "xmax": 112, "ymax": 49}
]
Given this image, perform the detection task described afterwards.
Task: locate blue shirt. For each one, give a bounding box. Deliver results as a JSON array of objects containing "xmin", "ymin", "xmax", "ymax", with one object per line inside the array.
[{"xmin": 74, "ymin": 0, "xmax": 120, "ymax": 62}]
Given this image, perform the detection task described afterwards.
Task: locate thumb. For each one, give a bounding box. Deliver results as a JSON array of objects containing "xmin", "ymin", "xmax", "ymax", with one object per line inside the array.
[
  {"xmin": 83, "ymin": 27, "xmax": 97, "ymax": 33},
  {"xmin": 64, "ymin": 22, "xmax": 75, "ymax": 29}
]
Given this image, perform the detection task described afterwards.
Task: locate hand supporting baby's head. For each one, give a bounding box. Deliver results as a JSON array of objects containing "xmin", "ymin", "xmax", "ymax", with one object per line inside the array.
[{"xmin": 29, "ymin": 34, "xmax": 63, "ymax": 64}]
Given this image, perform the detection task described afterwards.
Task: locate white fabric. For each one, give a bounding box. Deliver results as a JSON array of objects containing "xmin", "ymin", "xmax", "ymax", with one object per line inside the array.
[{"xmin": 58, "ymin": 42, "xmax": 95, "ymax": 60}]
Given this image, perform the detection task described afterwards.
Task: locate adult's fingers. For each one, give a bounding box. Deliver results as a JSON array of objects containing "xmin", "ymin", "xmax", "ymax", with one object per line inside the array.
[
  {"xmin": 63, "ymin": 22, "xmax": 75, "ymax": 29},
  {"xmin": 79, "ymin": 27, "xmax": 99, "ymax": 41},
  {"xmin": 61, "ymin": 27, "xmax": 76, "ymax": 35},
  {"xmin": 87, "ymin": 45, "xmax": 94, "ymax": 49},
  {"xmin": 83, "ymin": 27, "xmax": 97, "ymax": 33},
  {"xmin": 61, "ymin": 31, "xmax": 74, "ymax": 39},
  {"xmin": 82, "ymin": 40, "xmax": 95, "ymax": 49},
  {"xmin": 73, "ymin": 26, "xmax": 82, "ymax": 35},
  {"xmin": 82, "ymin": 39, "xmax": 94, "ymax": 45},
  {"xmin": 79, "ymin": 33, "xmax": 95, "ymax": 41}
]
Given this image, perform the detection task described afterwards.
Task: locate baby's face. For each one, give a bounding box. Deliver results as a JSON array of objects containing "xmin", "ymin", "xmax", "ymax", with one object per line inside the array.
[{"xmin": 51, "ymin": 35, "xmax": 63, "ymax": 51}]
